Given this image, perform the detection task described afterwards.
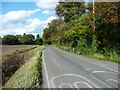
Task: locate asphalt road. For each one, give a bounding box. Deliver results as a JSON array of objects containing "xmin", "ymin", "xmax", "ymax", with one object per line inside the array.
[{"xmin": 42, "ymin": 46, "xmax": 119, "ymax": 89}]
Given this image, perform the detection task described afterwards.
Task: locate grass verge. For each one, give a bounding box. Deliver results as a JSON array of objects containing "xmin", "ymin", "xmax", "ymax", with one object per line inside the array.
[
  {"xmin": 3, "ymin": 45, "xmax": 45, "ymax": 88},
  {"xmin": 2, "ymin": 45, "xmax": 39, "ymax": 85},
  {"xmin": 56, "ymin": 46, "xmax": 120, "ymax": 64},
  {"xmin": 84, "ymin": 53, "xmax": 120, "ymax": 64}
]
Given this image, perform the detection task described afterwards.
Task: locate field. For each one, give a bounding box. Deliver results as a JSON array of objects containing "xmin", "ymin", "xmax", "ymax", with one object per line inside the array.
[
  {"xmin": 2, "ymin": 45, "xmax": 40, "ymax": 85},
  {"xmin": 3, "ymin": 46, "xmax": 45, "ymax": 88},
  {"xmin": 2, "ymin": 45, "xmax": 36, "ymax": 55}
]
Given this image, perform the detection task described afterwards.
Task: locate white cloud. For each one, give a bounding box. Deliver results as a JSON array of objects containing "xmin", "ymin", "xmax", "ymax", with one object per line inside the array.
[
  {"xmin": 36, "ymin": 0, "xmax": 58, "ymax": 15},
  {"xmin": 1, "ymin": 9, "xmax": 56, "ymax": 37},
  {"xmin": 1, "ymin": 9, "xmax": 40, "ymax": 24},
  {"xmin": 36, "ymin": 0, "xmax": 58, "ymax": 9},
  {"xmin": 42, "ymin": 10, "xmax": 55, "ymax": 14},
  {"xmin": 47, "ymin": 16, "xmax": 56, "ymax": 22}
]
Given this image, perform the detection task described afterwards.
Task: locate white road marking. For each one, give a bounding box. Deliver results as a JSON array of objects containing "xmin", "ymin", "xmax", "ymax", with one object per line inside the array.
[
  {"xmin": 91, "ymin": 70, "xmax": 118, "ymax": 88},
  {"xmin": 74, "ymin": 55, "xmax": 118, "ymax": 73},
  {"xmin": 42, "ymin": 50, "xmax": 51, "ymax": 88},
  {"xmin": 92, "ymin": 71, "xmax": 117, "ymax": 75},
  {"xmin": 89, "ymin": 61, "xmax": 118, "ymax": 72},
  {"xmin": 80, "ymin": 58, "xmax": 118, "ymax": 73},
  {"xmin": 50, "ymin": 74, "xmax": 100, "ymax": 88},
  {"xmin": 54, "ymin": 47, "xmax": 118, "ymax": 73},
  {"xmin": 45, "ymin": 47, "xmax": 118, "ymax": 88},
  {"xmin": 73, "ymin": 82, "xmax": 93, "ymax": 88},
  {"xmin": 106, "ymin": 79, "xmax": 119, "ymax": 88},
  {"xmin": 59, "ymin": 83, "xmax": 74, "ymax": 88},
  {"xmin": 91, "ymin": 75, "xmax": 112, "ymax": 88}
]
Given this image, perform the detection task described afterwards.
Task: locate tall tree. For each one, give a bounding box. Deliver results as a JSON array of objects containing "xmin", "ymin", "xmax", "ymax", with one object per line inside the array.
[
  {"xmin": 94, "ymin": 2, "xmax": 120, "ymax": 48},
  {"xmin": 55, "ymin": 2, "xmax": 85, "ymax": 22},
  {"xmin": 64, "ymin": 15, "xmax": 92, "ymax": 47},
  {"xmin": 43, "ymin": 18, "xmax": 64, "ymax": 43}
]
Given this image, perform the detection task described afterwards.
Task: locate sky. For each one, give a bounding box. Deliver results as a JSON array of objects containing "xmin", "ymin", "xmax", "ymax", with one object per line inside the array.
[
  {"xmin": 0, "ymin": 0, "xmax": 92, "ymax": 37},
  {"xmin": 0, "ymin": 0, "xmax": 58, "ymax": 37}
]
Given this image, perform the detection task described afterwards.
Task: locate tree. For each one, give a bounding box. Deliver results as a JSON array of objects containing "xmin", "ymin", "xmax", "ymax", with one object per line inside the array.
[
  {"xmin": 43, "ymin": 28, "xmax": 52, "ymax": 44},
  {"xmin": 20, "ymin": 33, "xmax": 35, "ymax": 44},
  {"xmin": 55, "ymin": 2, "xmax": 85, "ymax": 22},
  {"xmin": 64, "ymin": 15, "xmax": 92, "ymax": 47},
  {"xmin": 85, "ymin": 2, "xmax": 120, "ymax": 48},
  {"xmin": 36, "ymin": 34, "xmax": 40, "ymax": 39},
  {"xmin": 94, "ymin": 2, "xmax": 120, "ymax": 48},
  {"xmin": 2, "ymin": 35, "xmax": 19, "ymax": 45},
  {"xmin": 86, "ymin": 2, "xmax": 93, "ymax": 11},
  {"xmin": 43, "ymin": 18, "xmax": 64, "ymax": 44},
  {"xmin": 35, "ymin": 34, "xmax": 43, "ymax": 45}
]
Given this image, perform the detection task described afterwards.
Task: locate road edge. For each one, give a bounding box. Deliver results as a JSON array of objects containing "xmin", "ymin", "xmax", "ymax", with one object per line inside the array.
[{"xmin": 42, "ymin": 49, "xmax": 51, "ymax": 88}]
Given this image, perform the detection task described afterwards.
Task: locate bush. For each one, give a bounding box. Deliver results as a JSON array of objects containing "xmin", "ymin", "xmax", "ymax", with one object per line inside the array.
[
  {"xmin": 35, "ymin": 34, "xmax": 43, "ymax": 45},
  {"xmin": 35, "ymin": 37, "xmax": 43, "ymax": 45},
  {"xmin": 19, "ymin": 34, "xmax": 35, "ymax": 45},
  {"xmin": 2, "ymin": 35, "xmax": 20, "ymax": 45}
]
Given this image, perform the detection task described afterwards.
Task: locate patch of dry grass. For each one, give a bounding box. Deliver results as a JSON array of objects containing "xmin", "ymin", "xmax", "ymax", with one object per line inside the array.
[
  {"xmin": 3, "ymin": 46, "xmax": 45, "ymax": 88},
  {"xmin": 2, "ymin": 45, "xmax": 39, "ymax": 85}
]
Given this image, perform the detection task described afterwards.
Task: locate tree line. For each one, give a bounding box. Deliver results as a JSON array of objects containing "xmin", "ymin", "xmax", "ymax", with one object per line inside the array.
[
  {"xmin": 43, "ymin": 2, "xmax": 120, "ymax": 63},
  {"xmin": 2, "ymin": 33, "xmax": 43, "ymax": 45}
]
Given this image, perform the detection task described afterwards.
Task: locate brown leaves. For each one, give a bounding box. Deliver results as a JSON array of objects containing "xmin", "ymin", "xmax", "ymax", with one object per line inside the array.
[{"xmin": 95, "ymin": 2, "xmax": 119, "ymax": 24}]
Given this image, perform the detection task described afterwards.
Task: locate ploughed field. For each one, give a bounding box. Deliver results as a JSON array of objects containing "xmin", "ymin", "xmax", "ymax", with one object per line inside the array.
[
  {"xmin": 2, "ymin": 45, "xmax": 34, "ymax": 55},
  {"xmin": 1, "ymin": 45, "xmax": 39, "ymax": 85}
]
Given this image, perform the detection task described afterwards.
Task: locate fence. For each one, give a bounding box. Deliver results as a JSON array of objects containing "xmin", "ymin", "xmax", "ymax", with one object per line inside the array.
[{"xmin": 60, "ymin": 46, "xmax": 80, "ymax": 54}]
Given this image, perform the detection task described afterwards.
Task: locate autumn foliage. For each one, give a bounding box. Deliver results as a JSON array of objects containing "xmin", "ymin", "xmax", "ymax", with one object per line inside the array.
[{"xmin": 43, "ymin": 2, "xmax": 120, "ymax": 62}]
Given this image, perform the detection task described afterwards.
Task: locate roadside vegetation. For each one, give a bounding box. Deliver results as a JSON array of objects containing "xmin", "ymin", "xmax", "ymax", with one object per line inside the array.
[
  {"xmin": 1, "ymin": 1, "xmax": 119, "ymax": 89},
  {"xmin": 0, "ymin": 38, "xmax": 2, "ymax": 45},
  {"xmin": 3, "ymin": 45, "xmax": 45, "ymax": 88},
  {"xmin": 58, "ymin": 46, "xmax": 120, "ymax": 64},
  {"xmin": 43, "ymin": 2, "xmax": 120, "ymax": 63},
  {"xmin": 2, "ymin": 45, "xmax": 39, "ymax": 85},
  {"xmin": 2, "ymin": 33, "xmax": 43, "ymax": 45}
]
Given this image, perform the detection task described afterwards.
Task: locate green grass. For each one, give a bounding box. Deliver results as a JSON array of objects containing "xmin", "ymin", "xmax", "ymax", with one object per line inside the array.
[
  {"xmin": 56, "ymin": 46, "xmax": 120, "ymax": 64},
  {"xmin": 85, "ymin": 52, "xmax": 120, "ymax": 64},
  {"xmin": 3, "ymin": 45, "xmax": 45, "ymax": 88},
  {"xmin": 0, "ymin": 38, "xmax": 2, "ymax": 44}
]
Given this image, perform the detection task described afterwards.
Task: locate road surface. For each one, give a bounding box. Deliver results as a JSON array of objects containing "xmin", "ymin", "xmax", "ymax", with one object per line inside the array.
[{"xmin": 42, "ymin": 46, "xmax": 119, "ymax": 89}]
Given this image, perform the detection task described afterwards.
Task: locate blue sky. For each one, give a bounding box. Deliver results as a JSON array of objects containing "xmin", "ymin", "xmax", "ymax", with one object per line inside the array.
[
  {"xmin": 2, "ymin": 2, "xmax": 57, "ymax": 21},
  {"xmin": 0, "ymin": 0, "xmax": 90, "ymax": 37},
  {"xmin": 1, "ymin": 0, "xmax": 57, "ymax": 37}
]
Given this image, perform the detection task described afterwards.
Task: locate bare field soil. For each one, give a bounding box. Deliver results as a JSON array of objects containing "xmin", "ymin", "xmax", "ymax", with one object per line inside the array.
[
  {"xmin": 2, "ymin": 45, "xmax": 39, "ymax": 85},
  {"xmin": 2, "ymin": 45, "xmax": 35, "ymax": 55}
]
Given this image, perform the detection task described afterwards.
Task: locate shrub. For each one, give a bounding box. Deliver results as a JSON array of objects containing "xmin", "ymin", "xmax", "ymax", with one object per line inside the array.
[{"xmin": 2, "ymin": 35, "xmax": 19, "ymax": 45}]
